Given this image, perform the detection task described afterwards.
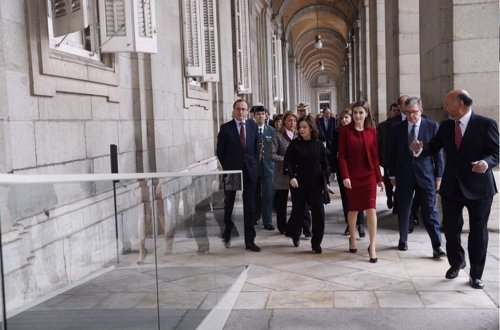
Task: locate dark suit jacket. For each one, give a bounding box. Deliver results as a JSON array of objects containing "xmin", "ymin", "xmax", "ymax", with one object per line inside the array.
[
  {"xmin": 376, "ymin": 119, "xmax": 392, "ymax": 168},
  {"xmin": 423, "ymin": 112, "xmax": 499, "ymax": 200},
  {"xmin": 317, "ymin": 117, "xmax": 336, "ymax": 147},
  {"xmin": 389, "ymin": 118, "xmax": 444, "ymax": 189},
  {"xmin": 217, "ymin": 119, "xmax": 259, "ymax": 182}
]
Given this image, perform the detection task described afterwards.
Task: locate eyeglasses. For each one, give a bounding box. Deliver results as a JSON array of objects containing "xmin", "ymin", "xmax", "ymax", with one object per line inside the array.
[{"xmin": 405, "ymin": 110, "xmax": 421, "ymax": 115}]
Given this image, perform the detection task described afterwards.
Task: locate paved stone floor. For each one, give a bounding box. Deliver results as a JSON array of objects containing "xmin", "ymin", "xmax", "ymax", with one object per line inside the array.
[{"xmin": 5, "ymin": 177, "xmax": 500, "ymax": 329}]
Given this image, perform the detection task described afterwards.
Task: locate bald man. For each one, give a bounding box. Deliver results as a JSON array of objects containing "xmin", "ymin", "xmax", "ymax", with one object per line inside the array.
[{"xmin": 411, "ymin": 89, "xmax": 499, "ymax": 289}]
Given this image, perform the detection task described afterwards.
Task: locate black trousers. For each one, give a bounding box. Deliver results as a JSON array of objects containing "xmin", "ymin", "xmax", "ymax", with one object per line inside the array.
[
  {"xmin": 382, "ymin": 166, "xmax": 394, "ymax": 204},
  {"xmin": 441, "ymin": 183, "xmax": 493, "ymax": 279},
  {"xmin": 287, "ymin": 185, "xmax": 324, "ymax": 249},
  {"xmin": 223, "ymin": 168, "xmax": 256, "ymax": 246},
  {"xmin": 275, "ymin": 189, "xmax": 289, "ymax": 233}
]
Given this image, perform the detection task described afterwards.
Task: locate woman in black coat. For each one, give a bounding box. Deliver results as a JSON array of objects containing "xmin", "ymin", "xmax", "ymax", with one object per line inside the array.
[{"xmin": 284, "ymin": 116, "xmax": 330, "ymax": 254}]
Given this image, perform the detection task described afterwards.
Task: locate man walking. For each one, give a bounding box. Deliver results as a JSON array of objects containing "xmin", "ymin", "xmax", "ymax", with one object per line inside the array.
[
  {"xmin": 252, "ymin": 105, "xmax": 276, "ymax": 230},
  {"xmin": 389, "ymin": 97, "xmax": 445, "ymax": 257},
  {"xmin": 411, "ymin": 89, "xmax": 499, "ymax": 288},
  {"xmin": 216, "ymin": 99, "xmax": 261, "ymax": 252}
]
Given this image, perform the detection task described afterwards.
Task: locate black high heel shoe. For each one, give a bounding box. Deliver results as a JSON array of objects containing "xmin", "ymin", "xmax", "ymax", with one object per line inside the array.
[
  {"xmin": 368, "ymin": 245, "xmax": 378, "ymax": 263},
  {"xmin": 349, "ymin": 236, "xmax": 357, "ymax": 253}
]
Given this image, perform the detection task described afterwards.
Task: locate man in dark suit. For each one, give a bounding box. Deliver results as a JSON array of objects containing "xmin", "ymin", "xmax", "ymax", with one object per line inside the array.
[
  {"xmin": 264, "ymin": 109, "xmax": 274, "ymax": 127},
  {"xmin": 388, "ymin": 95, "xmax": 419, "ymax": 231},
  {"xmin": 317, "ymin": 107, "xmax": 336, "ymax": 149},
  {"xmin": 252, "ymin": 105, "xmax": 276, "ymax": 230},
  {"xmin": 317, "ymin": 107, "xmax": 337, "ymax": 173},
  {"xmin": 411, "ymin": 89, "xmax": 499, "ymax": 289},
  {"xmin": 216, "ymin": 99, "xmax": 261, "ymax": 252},
  {"xmin": 389, "ymin": 97, "xmax": 445, "ymax": 257},
  {"xmin": 377, "ymin": 102, "xmax": 399, "ymax": 209}
]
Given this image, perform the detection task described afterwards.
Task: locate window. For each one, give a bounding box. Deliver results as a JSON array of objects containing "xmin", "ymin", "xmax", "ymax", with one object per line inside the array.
[
  {"xmin": 182, "ymin": 0, "xmax": 219, "ymax": 82},
  {"xmin": 98, "ymin": 0, "xmax": 157, "ymax": 53},
  {"xmin": 47, "ymin": 0, "xmax": 101, "ymax": 60},
  {"xmin": 27, "ymin": 1, "xmax": 120, "ymax": 100},
  {"xmin": 318, "ymin": 92, "xmax": 331, "ymax": 110},
  {"xmin": 48, "ymin": 0, "xmax": 157, "ymax": 56},
  {"xmin": 232, "ymin": 0, "xmax": 251, "ymax": 94}
]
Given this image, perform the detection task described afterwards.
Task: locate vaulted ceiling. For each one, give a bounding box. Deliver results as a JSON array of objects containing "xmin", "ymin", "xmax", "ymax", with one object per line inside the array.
[{"xmin": 272, "ymin": 0, "xmax": 359, "ymax": 85}]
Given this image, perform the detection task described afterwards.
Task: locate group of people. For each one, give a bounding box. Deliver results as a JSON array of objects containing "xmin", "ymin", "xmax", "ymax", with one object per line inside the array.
[{"xmin": 216, "ymin": 88, "xmax": 498, "ymax": 289}]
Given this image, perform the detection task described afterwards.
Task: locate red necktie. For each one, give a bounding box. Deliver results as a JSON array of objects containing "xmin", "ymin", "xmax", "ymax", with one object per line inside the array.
[
  {"xmin": 240, "ymin": 122, "xmax": 246, "ymax": 148},
  {"xmin": 455, "ymin": 120, "xmax": 462, "ymax": 149}
]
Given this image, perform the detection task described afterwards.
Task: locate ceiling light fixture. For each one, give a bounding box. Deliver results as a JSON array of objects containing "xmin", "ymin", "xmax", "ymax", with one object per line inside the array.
[
  {"xmin": 314, "ymin": 3, "xmax": 322, "ymax": 49},
  {"xmin": 319, "ymin": 60, "xmax": 325, "ymax": 71}
]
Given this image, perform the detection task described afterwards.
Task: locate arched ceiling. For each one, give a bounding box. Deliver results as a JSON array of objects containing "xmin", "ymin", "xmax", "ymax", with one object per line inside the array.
[{"xmin": 273, "ymin": 0, "xmax": 359, "ymax": 85}]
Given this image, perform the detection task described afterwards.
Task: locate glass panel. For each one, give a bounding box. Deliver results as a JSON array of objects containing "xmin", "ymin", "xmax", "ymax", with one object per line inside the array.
[
  {"xmin": 0, "ymin": 172, "xmax": 245, "ymax": 329},
  {"xmin": 151, "ymin": 173, "xmax": 247, "ymax": 328}
]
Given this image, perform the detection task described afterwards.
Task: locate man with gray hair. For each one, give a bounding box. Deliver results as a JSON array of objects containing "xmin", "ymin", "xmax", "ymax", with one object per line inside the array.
[{"xmin": 389, "ymin": 96, "xmax": 445, "ymax": 258}]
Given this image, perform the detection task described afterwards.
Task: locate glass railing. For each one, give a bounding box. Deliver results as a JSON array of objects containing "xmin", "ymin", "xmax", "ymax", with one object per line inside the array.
[{"xmin": 0, "ymin": 171, "xmax": 246, "ymax": 330}]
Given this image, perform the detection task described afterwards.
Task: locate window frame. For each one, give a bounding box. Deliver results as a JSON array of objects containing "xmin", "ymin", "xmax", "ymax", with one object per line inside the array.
[{"xmin": 27, "ymin": 1, "xmax": 120, "ymax": 101}]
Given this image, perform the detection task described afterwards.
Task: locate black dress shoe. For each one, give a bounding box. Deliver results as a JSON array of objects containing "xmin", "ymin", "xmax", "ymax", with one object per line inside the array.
[
  {"xmin": 304, "ymin": 232, "xmax": 312, "ymax": 238},
  {"xmin": 292, "ymin": 237, "xmax": 300, "ymax": 247},
  {"xmin": 343, "ymin": 225, "xmax": 350, "ymax": 236},
  {"xmin": 245, "ymin": 243, "xmax": 261, "ymax": 252},
  {"xmin": 470, "ymin": 278, "xmax": 485, "ymax": 289},
  {"xmin": 387, "ymin": 198, "xmax": 393, "ymax": 209},
  {"xmin": 357, "ymin": 224, "xmax": 365, "ymax": 238},
  {"xmin": 312, "ymin": 246, "xmax": 322, "ymax": 254},
  {"xmin": 397, "ymin": 242, "xmax": 408, "ymax": 251},
  {"xmin": 279, "ymin": 230, "xmax": 285, "ymax": 235},
  {"xmin": 223, "ymin": 238, "xmax": 231, "ymax": 248},
  {"xmin": 263, "ymin": 224, "xmax": 275, "ymax": 230},
  {"xmin": 445, "ymin": 262, "xmax": 466, "ymax": 279},
  {"xmin": 432, "ymin": 247, "xmax": 446, "ymax": 258}
]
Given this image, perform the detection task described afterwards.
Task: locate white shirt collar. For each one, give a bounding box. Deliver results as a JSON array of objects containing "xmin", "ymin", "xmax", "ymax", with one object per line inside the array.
[{"xmin": 457, "ymin": 109, "xmax": 472, "ymax": 128}]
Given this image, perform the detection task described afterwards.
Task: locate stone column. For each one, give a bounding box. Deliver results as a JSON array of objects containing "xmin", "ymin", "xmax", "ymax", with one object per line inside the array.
[
  {"xmin": 363, "ymin": 0, "xmax": 371, "ymax": 104},
  {"xmin": 398, "ymin": 0, "xmax": 420, "ymax": 97},
  {"xmin": 374, "ymin": 0, "xmax": 387, "ymax": 121},
  {"xmin": 419, "ymin": 0, "xmax": 452, "ymax": 120},
  {"xmin": 281, "ymin": 38, "xmax": 290, "ymax": 111},
  {"xmin": 451, "ymin": 0, "xmax": 499, "ymax": 121}
]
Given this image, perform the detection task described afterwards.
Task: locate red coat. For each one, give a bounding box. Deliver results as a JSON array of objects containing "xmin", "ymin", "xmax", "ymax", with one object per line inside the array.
[{"xmin": 338, "ymin": 123, "xmax": 382, "ymax": 188}]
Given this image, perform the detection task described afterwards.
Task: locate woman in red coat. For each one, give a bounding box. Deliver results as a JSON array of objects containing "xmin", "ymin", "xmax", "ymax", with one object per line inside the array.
[{"xmin": 338, "ymin": 100, "xmax": 384, "ymax": 262}]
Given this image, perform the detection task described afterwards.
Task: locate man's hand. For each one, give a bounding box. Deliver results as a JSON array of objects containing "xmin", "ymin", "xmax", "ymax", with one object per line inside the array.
[
  {"xmin": 290, "ymin": 178, "xmax": 299, "ymax": 188},
  {"xmin": 471, "ymin": 160, "xmax": 488, "ymax": 174},
  {"xmin": 410, "ymin": 140, "xmax": 423, "ymax": 153},
  {"xmin": 435, "ymin": 178, "xmax": 441, "ymax": 191}
]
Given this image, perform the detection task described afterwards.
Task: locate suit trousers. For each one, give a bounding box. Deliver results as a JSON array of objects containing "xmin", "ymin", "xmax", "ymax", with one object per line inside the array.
[
  {"xmin": 254, "ymin": 173, "xmax": 274, "ymax": 226},
  {"xmin": 287, "ymin": 185, "xmax": 325, "ymax": 249},
  {"xmin": 223, "ymin": 167, "xmax": 257, "ymax": 246},
  {"xmin": 382, "ymin": 167, "xmax": 394, "ymax": 203},
  {"xmin": 395, "ymin": 180, "xmax": 441, "ymax": 247},
  {"xmin": 441, "ymin": 183, "xmax": 493, "ymax": 279}
]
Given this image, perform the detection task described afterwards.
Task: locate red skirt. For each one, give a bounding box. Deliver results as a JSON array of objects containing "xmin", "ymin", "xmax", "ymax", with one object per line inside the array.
[{"xmin": 345, "ymin": 173, "xmax": 377, "ymax": 211}]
